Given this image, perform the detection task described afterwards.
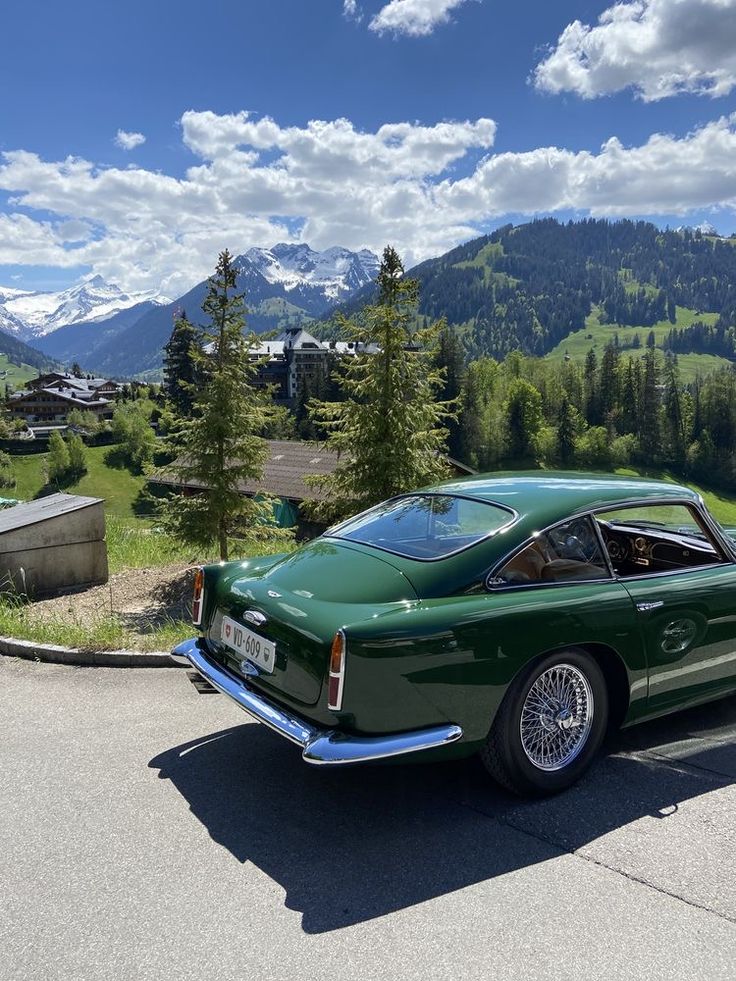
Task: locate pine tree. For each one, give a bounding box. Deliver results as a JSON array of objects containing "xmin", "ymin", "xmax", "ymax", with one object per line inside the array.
[
  {"xmin": 619, "ymin": 357, "xmax": 641, "ymax": 437},
  {"xmin": 306, "ymin": 246, "xmax": 453, "ymax": 523},
  {"xmin": 162, "ymin": 312, "xmax": 202, "ymax": 418},
  {"xmin": 598, "ymin": 341, "xmax": 619, "ymax": 421},
  {"xmin": 583, "ymin": 349, "xmax": 600, "ymax": 424},
  {"xmin": 556, "ymin": 395, "xmax": 578, "ymax": 465},
  {"xmin": 435, "ymin": 326, "xmax": 466, "ymax": 459},
  {"xmin": 505, "ymin": 378, "xmax": 543, "ymax": 460},
  {"xmin": 662, "ymin": 354, "xmax": 687, "ymax": 466},
  {"xmin": 639, "ymin": 349, "xmax": 661, "ymax": 462},
  {"xmin": 161, "ymin": 251, "xmax": 277, "ymax": 560}
]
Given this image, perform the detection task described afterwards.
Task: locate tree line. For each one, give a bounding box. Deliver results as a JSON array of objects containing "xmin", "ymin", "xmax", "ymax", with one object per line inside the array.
[{"xmin": 436, "ymin": 331, "xmax": 736, "ymax": 488}]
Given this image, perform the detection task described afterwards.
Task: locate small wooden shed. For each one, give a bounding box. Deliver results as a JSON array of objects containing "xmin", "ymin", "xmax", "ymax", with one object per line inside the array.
[{"xmin": 0, "ymin": 493, "xmax": 108, "ymax": 598}]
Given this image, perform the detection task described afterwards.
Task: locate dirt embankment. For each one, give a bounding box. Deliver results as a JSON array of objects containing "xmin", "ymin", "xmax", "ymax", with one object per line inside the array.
[{"xmin": 30, "ymin": 564, "xmax": 197, "ymax": 635}]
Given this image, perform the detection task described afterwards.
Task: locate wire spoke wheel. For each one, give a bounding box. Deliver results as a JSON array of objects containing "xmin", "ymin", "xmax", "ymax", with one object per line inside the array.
[{"xmin": 520, "ymin": 663, "xmax": 594, "ymax": 772}]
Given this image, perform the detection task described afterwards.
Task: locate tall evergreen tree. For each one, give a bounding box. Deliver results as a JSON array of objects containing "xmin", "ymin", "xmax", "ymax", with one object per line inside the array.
[
  {"xmin": 435, "ymin": 326, "xmax": 466, "ymax": 459},
  {"xmin": 161, "ymin": 251, "xmax": 278, "ymax": 560},
  {"xmin": 619, "ymin": 357, "xmax": 640, "ymax": 436},
  {"xmin": 598, "ymin": 341, "xmax": 620, "ymax": 421},
  {"xmin": 306, "ymin": 246, "xmax": 453, "ymax": 522},
  {"xmin": 583, "ymin": 349, "xmax": 600, "ymax": 424},
  {"xmin": 505, "ymin": 378, "xmax": 543, "ymax": 459},
  {"xmin": 162, "ymin": 312, "xmax": 202, "ymax": 418},
  {"xmin": 556, "ymin": 395, "xmax": 578, "ymax": 465},
  {"xmin": 639, "ymin": 349, "xmax": 661, "ymax": 461},
  {"xmin": 662, "ymin": 354, "xmax": 687, "ymax": 466}
]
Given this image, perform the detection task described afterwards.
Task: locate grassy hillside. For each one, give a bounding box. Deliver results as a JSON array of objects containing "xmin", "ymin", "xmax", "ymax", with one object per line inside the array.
[
  {"xmin": 0, "ymin": 354, "xmax": 39, "ymax": 391},
  {"xmin": 547, "ymin": 305, "xmax": 729, "ymax": 382},
  {"xmin": 8, "ymin": 443, "xmax": 736, "ymax": 528},
  {"xmin": 11, "ymin": 444, "xmax": 148, "ymax": 519}
]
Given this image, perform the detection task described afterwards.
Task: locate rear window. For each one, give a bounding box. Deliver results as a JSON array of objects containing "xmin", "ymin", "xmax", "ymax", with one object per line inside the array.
[{"xmin": 327, "ymin": 494, "xmax": 515, "ymax": 560}]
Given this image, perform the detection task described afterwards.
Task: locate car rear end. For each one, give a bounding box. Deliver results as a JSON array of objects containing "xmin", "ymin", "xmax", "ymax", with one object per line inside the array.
[{"xmin": 172, "ymin": 542, "xmax": 464, "ymax": 763}]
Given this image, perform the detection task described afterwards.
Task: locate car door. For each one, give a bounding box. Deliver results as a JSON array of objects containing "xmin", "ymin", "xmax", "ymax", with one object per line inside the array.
[{"xmin": 594, "ymin": 502, "xmax": 736, "ymax": 712}]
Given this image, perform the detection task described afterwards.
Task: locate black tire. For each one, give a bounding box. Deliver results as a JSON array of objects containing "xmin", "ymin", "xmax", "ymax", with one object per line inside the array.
[{"xmin": 480, "ymin": 648, "xmax": 608, "ymax": 797}]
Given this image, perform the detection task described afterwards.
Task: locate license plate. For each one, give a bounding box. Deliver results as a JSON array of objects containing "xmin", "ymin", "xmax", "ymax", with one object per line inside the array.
[{"xmin": 220, "ymin": 615, "xmax": 276, "ymax": 674}]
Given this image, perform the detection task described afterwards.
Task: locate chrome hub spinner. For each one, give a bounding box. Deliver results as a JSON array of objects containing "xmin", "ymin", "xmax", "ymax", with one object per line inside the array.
[{"xmin": 520, "ymin": 663, "xmax": 594, "ymax": 772}]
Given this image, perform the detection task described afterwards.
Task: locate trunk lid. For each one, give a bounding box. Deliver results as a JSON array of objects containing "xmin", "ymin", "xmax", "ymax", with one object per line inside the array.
[{"xmin": 206, "ymin": 540, "xmax": 418, "ymax": 707}]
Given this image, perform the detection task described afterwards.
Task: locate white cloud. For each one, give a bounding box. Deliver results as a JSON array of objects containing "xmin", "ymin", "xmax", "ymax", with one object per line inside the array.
[
  {"xmin": 534, "ymin": 0, "xmax": 736, "ymax": 101},
  {"xmin": 369, "ymin": 0, "xmax": 473, "ymax": 37},
  {"xmin": 343, "ymin": 0, "xmax": 362, "ymax": 21},
  {"xmin": 114, "ymin": 129, "xmax": 146, "ymax": 150},
  {"xmin": 436, "ymin": 114, "xmax": 736, "ymax": 216},
  {"xmin": 1, "ymin": 110, "xmax": 736, "ymax": 294}
]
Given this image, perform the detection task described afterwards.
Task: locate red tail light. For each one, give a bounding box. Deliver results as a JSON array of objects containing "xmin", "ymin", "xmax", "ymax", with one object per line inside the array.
[
  {"xmin": 192, "ymin": 568, "xmax": 204, "ymax": 626},
  {"xmin": 328, "ymin": 630, "xmax": 346, "ymax": 711}
]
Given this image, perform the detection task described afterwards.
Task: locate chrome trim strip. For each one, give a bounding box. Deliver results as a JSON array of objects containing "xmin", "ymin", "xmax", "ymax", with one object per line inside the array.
[{"xmin": 171, "ymin": 637, "xmax": 463, "ymax": 765}]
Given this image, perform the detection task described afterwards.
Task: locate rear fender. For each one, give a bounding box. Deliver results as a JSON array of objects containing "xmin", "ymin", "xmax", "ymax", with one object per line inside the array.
[{"xmin": 342, "ymin": 584, "xmax": 643, "ymax": 743}]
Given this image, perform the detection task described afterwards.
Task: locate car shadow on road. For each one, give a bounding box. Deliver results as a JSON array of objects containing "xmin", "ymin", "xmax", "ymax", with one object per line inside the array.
[{"xmin": 149, "ymin": 694, "xmax": 736, "ymax": 934}]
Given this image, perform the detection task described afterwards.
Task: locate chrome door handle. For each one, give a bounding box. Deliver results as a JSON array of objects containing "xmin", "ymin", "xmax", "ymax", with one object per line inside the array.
[{"xmin": 636, "ymin": 600, "xmax": 664, "ymax": 612}]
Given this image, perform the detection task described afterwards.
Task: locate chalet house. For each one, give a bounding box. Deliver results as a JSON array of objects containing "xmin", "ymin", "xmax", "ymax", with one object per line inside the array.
[
  {"xmin": 6, "ymin": 373, "xmax": 121, "ymax": 423},
  {"xmin": 27, "ymin": 373, "xmax": 121, "ymax": 398}
]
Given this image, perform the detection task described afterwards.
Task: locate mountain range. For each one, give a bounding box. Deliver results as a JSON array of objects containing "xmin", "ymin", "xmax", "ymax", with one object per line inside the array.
[
  {"xmin": 3, "ymin": 223, "xmax": 736, "ymax": 380},
  {"xmin": 0, "ymin": 276, "xmax": 169, "ymax": 340},
  {"xmin": 3, "ymin": 244, "xmax": 381, "ymax": 377}
]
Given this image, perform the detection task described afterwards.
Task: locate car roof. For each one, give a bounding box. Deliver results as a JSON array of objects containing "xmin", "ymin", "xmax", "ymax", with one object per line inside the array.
[
  {"xmin": 338, "ymin": 472, "xmax": 706, "ymax": 599},
  {"xmin": 422, "ymin": 471, "xmax": 701, "ymax": 529}
]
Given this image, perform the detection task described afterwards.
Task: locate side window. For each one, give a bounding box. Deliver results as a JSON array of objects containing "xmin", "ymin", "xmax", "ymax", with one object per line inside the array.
[
  {"xmin": 494, "ymin": 517, "xmax": 610, "ymax": 588},
  {"xmin": 594, "ymin": 503, "xmax": 724, "ymax": 577}
]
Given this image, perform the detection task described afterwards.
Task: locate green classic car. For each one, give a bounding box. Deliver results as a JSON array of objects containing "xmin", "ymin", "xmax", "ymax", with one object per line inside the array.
[{"xmin": 171, "ymin": 473, "xmax": 736, "ymax": 795}]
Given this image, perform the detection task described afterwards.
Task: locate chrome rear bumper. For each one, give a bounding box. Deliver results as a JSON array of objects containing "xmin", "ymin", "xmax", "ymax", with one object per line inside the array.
[{"xmin": 171, "ymin": 637, "xmax": 463, "ymax": 765}]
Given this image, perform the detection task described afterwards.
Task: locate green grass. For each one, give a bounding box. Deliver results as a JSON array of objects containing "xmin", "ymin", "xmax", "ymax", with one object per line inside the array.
[
  {"xmin": 105, "ymin": 516, "xmax": 205, "ymax": 573},
  {"xmin": 612, "ymin": 468, "xmax": 736, "ymax": 527},
  {"xmin": 104, "ymin": 516, "xmax": 293, "ymax": 573},
  {"xmin": 547, "ymin": 305, "xmax": 729, "ymax": 382},
  {"xmin": 11, "ymin": 444, "xmax": 148, "ymax": 519},
  {"xmin": 0, "ymin": 596, "xmax": 192, "ymax": 653},
  {"xmin": 0, "ymin": 355, "xmax": 38, "ymax": 391}
]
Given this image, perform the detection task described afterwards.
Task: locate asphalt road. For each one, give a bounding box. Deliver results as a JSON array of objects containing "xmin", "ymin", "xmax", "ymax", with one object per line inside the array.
[{"xmin": 2, "ymin": 658, "xmax": 736, "ymax": 981}]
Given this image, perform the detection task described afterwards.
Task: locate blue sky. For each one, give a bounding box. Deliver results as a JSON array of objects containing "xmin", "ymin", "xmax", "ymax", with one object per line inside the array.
[{"xmin": 1, "ymin": 0, "xmax": 735, "ymax": 295}]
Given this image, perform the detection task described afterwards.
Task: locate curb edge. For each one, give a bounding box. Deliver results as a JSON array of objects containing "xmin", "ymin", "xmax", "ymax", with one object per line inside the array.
[{"xmin": 0, "ymin": 635, "xmax": 181, "ymax": 668}]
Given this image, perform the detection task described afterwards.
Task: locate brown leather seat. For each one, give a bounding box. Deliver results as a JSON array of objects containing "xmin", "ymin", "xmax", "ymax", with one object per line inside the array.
[
  {"xmin": 502, "ymin": 542, "xmax": 547, "ymax": 582},
  {"xmin": 541, "ymin": 559, "xmax": 605, "ymax": 582}
]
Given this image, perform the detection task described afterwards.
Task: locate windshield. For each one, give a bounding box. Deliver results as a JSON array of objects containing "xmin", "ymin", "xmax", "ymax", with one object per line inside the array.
[{"xmin": 326, "ymin": 494, "xmax": 515, "ymax": 560}]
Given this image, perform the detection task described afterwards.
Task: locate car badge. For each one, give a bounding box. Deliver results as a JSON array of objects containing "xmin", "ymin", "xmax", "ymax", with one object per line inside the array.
[{"xmin": 244, "ymin": 610, "xmax": 267, "ymax": 627}]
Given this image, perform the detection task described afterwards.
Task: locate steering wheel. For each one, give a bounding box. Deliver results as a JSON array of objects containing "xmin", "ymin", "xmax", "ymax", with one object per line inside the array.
[{"xmin": 548, "ymin": 522, "xmax": 598, "ymax": 562}]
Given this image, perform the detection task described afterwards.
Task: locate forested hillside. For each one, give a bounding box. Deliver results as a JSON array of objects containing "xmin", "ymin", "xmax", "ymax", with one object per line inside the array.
[
  {"xmin": 0, "ymin": 329, "xmax": 56, "ymax": 374},
  {"xmin": 325, "ymin": 219, "xmax": 736, "ymax": 367}
]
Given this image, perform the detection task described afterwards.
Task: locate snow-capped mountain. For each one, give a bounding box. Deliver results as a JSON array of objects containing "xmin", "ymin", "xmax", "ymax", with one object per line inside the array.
[
  {"xmin": 13, "ymin": 244, "xmax": 379, "ymax": 377},
  {"xmin": 0, "ymin": 304, "xmax": 29, "ymax": 336},
  {"xmin": 241, "ymin": 244, "xmax": 380, "ymax": 305},
  {"xmin": 0, "ymin": 275, "xmax": 170, "ymax": 339},
  {"xmin": 676, "ymin": 221, "xmax": 720, "ymax": 237}
]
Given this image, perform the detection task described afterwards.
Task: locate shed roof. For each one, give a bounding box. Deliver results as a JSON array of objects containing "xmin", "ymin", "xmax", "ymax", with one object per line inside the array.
[
  {"xmin": 0, "ymin": 493, "xmax": 104, "ymax": 533},
  {"xmin": 152, "ymin": 440, "xmax": 475, "ymax": 503}
]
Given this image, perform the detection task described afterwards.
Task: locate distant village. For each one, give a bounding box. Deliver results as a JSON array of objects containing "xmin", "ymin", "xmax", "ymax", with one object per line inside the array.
[{"xmin": 4, "ymin": 326, "xmax": 377, "ymax": 432}]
